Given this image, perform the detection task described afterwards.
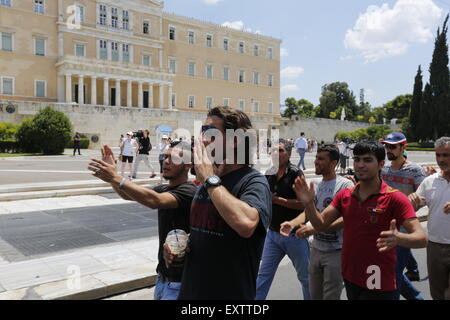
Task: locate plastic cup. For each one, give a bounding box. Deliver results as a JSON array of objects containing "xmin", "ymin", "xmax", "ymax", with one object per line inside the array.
[{"xmin": 165, "ymin": 229, "xmax": 188, "ymax": 266}]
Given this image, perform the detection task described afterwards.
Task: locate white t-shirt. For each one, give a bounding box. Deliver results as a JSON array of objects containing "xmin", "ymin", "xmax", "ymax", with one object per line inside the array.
[
  {"xmin": 121, "ymin": 138, "xmax": 137, "ymax": 156},
  {"xmin": 416, "ymin": 173, "xmax": 450, "ymax": 244}
]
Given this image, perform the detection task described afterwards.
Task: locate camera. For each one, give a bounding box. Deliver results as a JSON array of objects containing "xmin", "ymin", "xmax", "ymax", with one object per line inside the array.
[{"xmin": 133, "ymin": 130, "xmax": 144, "ymax": 138}]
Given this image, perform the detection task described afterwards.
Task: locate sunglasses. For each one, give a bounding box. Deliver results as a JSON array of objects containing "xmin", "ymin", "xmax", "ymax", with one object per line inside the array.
[{"xmin": 201, "ymin": 125, "xmax": 217, "ymax": 132}]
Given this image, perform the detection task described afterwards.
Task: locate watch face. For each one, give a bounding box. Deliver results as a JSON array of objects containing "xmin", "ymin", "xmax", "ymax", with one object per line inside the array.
[{"xmin": 208, "ymin": 176, "xmax": 220, "ymax": 185}]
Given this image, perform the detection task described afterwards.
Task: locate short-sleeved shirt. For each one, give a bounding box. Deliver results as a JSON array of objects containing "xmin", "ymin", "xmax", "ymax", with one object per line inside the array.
[
  {"xmin": 330, "ymin": 180, "xmax": 417, "ymax": 291},
  {"xmin": 381, "ymin": 162, "xmax": 426, "ymax": 196},
  {"xmin": 311, "ymin": 176, "xmax": 354, "ymax": 252},
  {"xmin": 417, "ymin": 173, "xmax": 450, "ymax": 244},
  {"xmin": 153, "ymin": 182, "xmax": 198, "ymax": 281},
  {"xmin": 121, "ymin": 138, "xmax": 137, "ymax": 157},
  {"xmin": 265, "ymin": 163, "xmax": 304, "ymax": 232},
  {"xmin": 178, "ymin": 167, "xmax": 272, "ymax": 300}
]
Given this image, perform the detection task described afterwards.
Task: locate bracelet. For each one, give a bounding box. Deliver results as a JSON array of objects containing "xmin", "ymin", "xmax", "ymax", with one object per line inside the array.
[{"xmin": 119, "ymin": 177, "xmax": 127, "ymax": 190}]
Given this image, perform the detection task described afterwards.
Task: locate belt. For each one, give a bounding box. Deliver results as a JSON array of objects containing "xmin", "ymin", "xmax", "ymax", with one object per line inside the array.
[{"xmin": 158, "ymin": 273, "xmax": 181, "ymax": 283}]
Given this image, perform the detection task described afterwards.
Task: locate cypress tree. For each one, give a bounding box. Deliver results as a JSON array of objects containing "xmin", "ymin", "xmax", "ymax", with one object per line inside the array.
[
  {"xmin": 409, "ymin": 65, "xmax": 423, "ymax": 141},
  {"xmin": 429, "ymin": 14, "xmax": 449, "ymax": 138},
  {"xmin": 420, "ymin": 83, "xmax": 433, "ymax": 141}
]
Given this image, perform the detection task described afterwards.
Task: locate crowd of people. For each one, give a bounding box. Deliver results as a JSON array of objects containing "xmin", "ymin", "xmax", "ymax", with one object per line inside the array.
[{"xmin": 87, "ymin": 106, "xmax": 450, "ymax": 300}]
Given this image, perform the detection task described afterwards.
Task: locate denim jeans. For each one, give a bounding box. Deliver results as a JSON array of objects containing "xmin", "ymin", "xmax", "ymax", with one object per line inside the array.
[
  {"xmin": 297, "ymin": 148, "xmax": 306, "ymax": 169},
  {"xmin": 154, "ymin": 276, "xmax": 181, "ymax": 300},
  {"xmin": 256, "ymin": 230, "xmax": 311, "ymax": 300},
  {"xmin": 394, "ymin": 246, "xmax": 424, "ymax": 300}
]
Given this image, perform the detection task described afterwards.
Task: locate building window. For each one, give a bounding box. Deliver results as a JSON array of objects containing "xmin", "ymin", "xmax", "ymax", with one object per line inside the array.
[
  {"xmin": 76, "ymin": 4, "xmax": 85, "ymax": 22},
  {"xmin": 1, "ymin": 32, "xmax": 13, "ymax": 52},
  {"xmin": 254, "ymin": 44, "xmax": 259, "ymax": 56},
  {"xmin": 223, "ymin": 98, "xmax": 230, "ymax": 107},
  {"xmin": 253, "ymin": 72, "xmax": 260, "ymax": 85},
  {"xmin": 34, "ymin": 0, "xmax": 44, "ymax": 14},
  {"xmin": 122, "ymin": 44, "xmax": 130, "ymax": 62},
  {"xmin": 223, "ymin": 38, "xmax": 229, "ymax": 51},
  {"xmin": 75, "ymin": 43, "xmax": 85, "ymax": 57},
  {"xmin": 188, "ymin": 63, "xmax": 195, "ymax": 76},
  {"xmin": 206, "ymin": 96, "xmax": 213, "ymax": 109},
  {"xmin": 268, "ymin": 47, "xmax": 273, "ymax": 59},
  {"xmin": 99, "ymin": 4, "xmax": 107, "ymax": 25},
  {"xmin": 206, "ymin": 34, "xmax": 212, "ymax": 48},
  {"xmin": 223, "ymin": 67, "xmax": 229, "ymax": 81},
  {"xmin": 268, "ymin": 74, "xmax": 273, "ymax": 87},
  {"xmin": 188, "ymin": 95, "xmax": 195, "ymax": 108},
  {"xmin": 122, "ymin": 10, "xmax": 129, "ymax": 30},
  {"xmin": 188, "ymin": 31, "xmax": 195, "ymax": 44},
  {"xmin": 253, "ymin": 101, "xmax": 259, "ymax": 112},
  {"xmin": 169, "ymin": 59, "xmax": 176, "ymax": 74},
  {"xmin": 239, "ymin": 99, "xmax": 245, "ymax": 111},
  {"xmin": 1, "ymin": 77, "xmax": 14, "ymax": 95},
  {"xmin": 111, "ymin": 8, "xmax": 118, "ymax": 28},
  {"xmin": 34, "ymin": 38, "xmax": 45, "ymax": 56},
  {"xmin": 206, "ymin": 65, "xmax": 213, "ymax": 79},
  {"xmin": 268, "ymin": 102, "xmax": 273, "ymax": 113},
  {"xmin": 239, "ymin": 41, "xmax": 244, "ymax": 54},
  {"xmin": 143, "ymin": 55, "xmax": 151, "ymax": 66},
  {"xmin": 239, "ymin": 70, "xmax": 245, "ymax": 83},
  {"xmin": 111, "ymin": 42, "xmax": 119, "ymax": 61},
  {"xmin": 0, "ymin": 0, "xmax": 11, "ymax": 7},
  {"xmin": 35, "ymin": 80, "xmax": 46, "ymax": 97},
  {"xmin": 99, "ymin": 40, "xmax": 107, "ymax": 60},
  {"xmin": 143, "ymin": 21, "xmax": 150, "ymax": 34},
  {"xmin": 169, "ymin": 26, "xmax": 175, "ymax": 40}
]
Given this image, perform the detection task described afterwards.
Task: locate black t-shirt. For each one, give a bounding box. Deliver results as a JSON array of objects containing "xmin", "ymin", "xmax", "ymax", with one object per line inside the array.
[
  {"xmin": 153, "ymin": 182, "xmax": 198, "ymax": 281},
  {"xmin": 138, "ymin": 137, "xmax": 151, "ymax": 155},
  {"xmin": 265, "ymin": 163, "xmax": 304, "ymax": 232},
  {"xmin": 178, "ymin": 167, "xmax": 272, "ymax": 300},
  {"xmin": 73, "ymin": 134, "xmax": 81, "ymax": 145}
]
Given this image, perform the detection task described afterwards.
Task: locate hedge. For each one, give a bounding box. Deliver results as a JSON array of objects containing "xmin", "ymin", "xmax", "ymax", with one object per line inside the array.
[
  {"xmin": 0, "ymin": 140, "xmax": 20, "ymax": 153},
  {"xmin": 66, "ymin": 138, "xmax": 90, "ymax": 149}
]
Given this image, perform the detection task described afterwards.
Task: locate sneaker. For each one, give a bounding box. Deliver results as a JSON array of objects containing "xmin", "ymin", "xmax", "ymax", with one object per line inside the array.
[{"xmin": 404, "ymin": 270, "xmax": 420, "ymax": 282}]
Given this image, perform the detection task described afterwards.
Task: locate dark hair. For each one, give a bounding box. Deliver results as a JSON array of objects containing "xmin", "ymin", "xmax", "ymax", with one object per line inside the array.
[
  {"xmin": 277, "ymin": 138, "xmax": 293, "ymax": 153},
  {"xmin": 169, "ymin": 140, "xmax": 192, "ymax": 163},
  {"xmin": 207, "ymin": 106, "xmax": 255, "ymax": 165},
  {"xmin": 317, "ymin": 144, "xmax": 340, "ymax": 162},
  {"xmin": 301, "ymin": 132, "xmax": 305, "ymax": 136},
  {"xmin": 353, "ymin": 140, "xmax": 385, "ymax": 163}
]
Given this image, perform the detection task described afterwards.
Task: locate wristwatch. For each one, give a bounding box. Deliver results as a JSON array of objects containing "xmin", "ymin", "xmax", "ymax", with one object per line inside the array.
[{"xmin": 205, "ymin": 175, "xmax": 222, "ymax": 189}]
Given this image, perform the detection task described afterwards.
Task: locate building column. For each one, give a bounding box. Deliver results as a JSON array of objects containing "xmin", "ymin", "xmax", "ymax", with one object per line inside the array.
[
  {"xmin": 103, "ymin": 78, "xmax": 109, "ymax": 106},
  {"xmin": 159, "ymin": 84, "xmax": 164, "ymax": 109},
  {"xmin": 65, "ymin": 74, "xmax": 72, "ymax": 103},
  {"xmin": 148, "ymin": 82, "xmax": 153, "ymax": 108},
  {"xmin": 91, "ymin": 76, "xmax": 97, "ymax": 105},
  {"xmin": 115, "ymin": 79, "xmax": 121, "ymax": 107},
  {"xmin": 138, "ymin": 81, "xmax": 143, "ymax": 108},
  {"xmin": 168, "ymin": 84, "xmax": 173, "ymax": 110},
  {"xmin": 78, "ymin": 75, "xmax": 84, "ymax": 104},
  {"xmin": 127, "ymin": 80, "xmax": 132, "ymax": 107}
]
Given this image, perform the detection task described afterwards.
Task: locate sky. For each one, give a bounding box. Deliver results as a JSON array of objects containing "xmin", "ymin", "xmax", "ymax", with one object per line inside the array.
[{"xmin": 163, "ymin": 0, "xmax": 450, "ymax": 109}]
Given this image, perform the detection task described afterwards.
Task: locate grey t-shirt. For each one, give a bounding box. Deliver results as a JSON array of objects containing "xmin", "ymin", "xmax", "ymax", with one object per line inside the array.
[{"xmin": 312, "ymin": 176, "xmax": 354, "ymax": 252}]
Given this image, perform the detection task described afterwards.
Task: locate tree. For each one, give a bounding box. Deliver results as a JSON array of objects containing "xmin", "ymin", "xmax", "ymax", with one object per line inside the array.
[
  {"xmin": 408, "ymin": 65, "xmax": 423, "ymax": 141},
  {"xmin": 17, "ymin": 106, "xmax": 73, "ymax": 155},
  {"xmin": 419, "ymin": 83, "xmax": 434, "ymax": 141},
  {"xmin": 282, "ymin": 97, "xmax": 299, "ymax": 118},
  {"xmin": 318, "ymin": 82, "xmax": 358, "ymax": 120},
  {"xmin": 297, "ymin": 99, "xmax": 315, "ymax": 117},
  {"xmin": 0, "ymin": 122, "xmax": 18, "ymax": 140},
  {"xmin": 383, "ymin": 94, "xmax": 413, "ymax": 121},
  {"xmin": 429, "ymin": 14, "xmax": 449, "ymax": 138}
]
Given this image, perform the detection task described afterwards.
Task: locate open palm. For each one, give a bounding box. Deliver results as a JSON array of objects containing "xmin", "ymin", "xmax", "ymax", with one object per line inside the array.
[{"xmin": 293, "ymin": 176, "xmax": 315, "ymax": 204}]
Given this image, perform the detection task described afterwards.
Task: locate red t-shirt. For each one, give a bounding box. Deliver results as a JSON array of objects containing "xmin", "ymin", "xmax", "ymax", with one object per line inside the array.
[{"xmin": 330, "ymin": 180, "xmax": 417, "ymax": 291}]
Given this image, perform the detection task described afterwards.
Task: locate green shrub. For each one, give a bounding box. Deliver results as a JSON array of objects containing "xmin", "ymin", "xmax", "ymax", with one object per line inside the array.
[
  {"xmin": 0, "ymin": 122, "xmax": 18, "ymax": 140},
  {"xmin": 0, "ymin": 140, "xmax": 20, "ymax": 153},
  {"xmin": 16, "ymin": 106, "xmax": 72, "ymax": 155},
  {"xmin": 66, "ymin": 137, "xmax": 90, "ymax": 149}
]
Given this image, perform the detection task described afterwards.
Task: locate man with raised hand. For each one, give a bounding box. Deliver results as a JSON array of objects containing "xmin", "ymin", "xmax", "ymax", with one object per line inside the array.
[
  {"xmin": 293, "ymin": 140, "xmax": 427, "ymax": 300},
  {"xmin": 282, "ymin": 144, "xmax": 354, "ymax": 300},
  {"xmin": 381, "ymin": 132, "xmax": 426, "ymax": 300},
  {"xmin": 88, "ymin": 141, "xmax": 197, "ymax": 300},
  {"xmin": 409, "ymin": 137, "xmax": 450, "ymax": 300}
]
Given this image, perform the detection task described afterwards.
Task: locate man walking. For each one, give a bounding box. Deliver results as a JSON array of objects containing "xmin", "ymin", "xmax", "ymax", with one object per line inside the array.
[
  {"xmin": 88, "ymin": 141, "xmax": 197, "ymax": 300},
  {"xmin": 255, "ymin": 139, "xmax": 310, "ymax": 300},
  {"xmin": 293, "ymin": 140, "xmax": 427, "ymax": 300},
  {"xmin": 410, "ymin": 137, "xmax": 450, "ymax": 300},
  {"xmin": 283, "ymin": 144, "xmax": 354, "ymax": 300},
  {"xmin": 295, "ymin": 132, "xmax": 308, "ymax": 170},
  {"xmin": 381, "ymin": 132, "xmax": 426, "ymax": 300},
  {"xmin": 132, "ymin": 129, "xmax": 156, "ymax": 179},
  {"xmin": 165, "ymin": 106, "xmax": 272, "ymax": 300}
]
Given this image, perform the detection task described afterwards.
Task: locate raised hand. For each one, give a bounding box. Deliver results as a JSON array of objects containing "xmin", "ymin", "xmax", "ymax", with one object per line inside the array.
[
  {"xmin": 408, "ymin": 192, "xmax": 426, "ymax": 211},
  {"xmin": 279, "ymin": 221, "xmax": 294, "ymax": 237},
  {"xmin": 376, "ymin": 219, "xmax": 399, "ymax": 252},
  {"xmin": 193, "ymin": 138, "xmax": 216, "ymax": 184},
  {"xmin": 101, "ymin": 145, "xmax": 116, "ymax": 166},
  {"xmin": 296, "ymin": 224, "xmax": 316, "ymax": 239},
  {"xmin": 292, "ymin": 176, "xmax": 315, "ymax": 205},
  {"xmin": 423, "ymin": 166, "xmax": 437, "ymax": 176}
]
